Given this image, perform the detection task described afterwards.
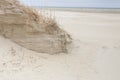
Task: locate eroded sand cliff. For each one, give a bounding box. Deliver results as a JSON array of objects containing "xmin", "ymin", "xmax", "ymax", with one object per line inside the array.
[{"xmin": 0, "ymin": 0, "xmax": 71, "ymax": 54}]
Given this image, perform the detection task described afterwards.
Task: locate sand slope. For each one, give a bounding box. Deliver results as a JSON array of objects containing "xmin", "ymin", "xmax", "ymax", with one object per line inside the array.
[
  {"xmin": 0, "ymin": 0, "xmax": 71, "ymax": 54},
  {"xmin": 0, "ymin": 10, "xmax": 120, "ymax": 80}
]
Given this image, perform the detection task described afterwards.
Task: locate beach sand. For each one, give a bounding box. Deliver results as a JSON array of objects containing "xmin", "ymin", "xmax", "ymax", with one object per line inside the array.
[{"xmin": 0, "ymin": 9, "xmax": 120, "ymax": 80}]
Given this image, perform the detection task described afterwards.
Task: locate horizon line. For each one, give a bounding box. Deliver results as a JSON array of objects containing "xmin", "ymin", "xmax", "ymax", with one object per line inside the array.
[{"xmin": 30, "ymin": 6, "xmax": 120, "ymax": 9}]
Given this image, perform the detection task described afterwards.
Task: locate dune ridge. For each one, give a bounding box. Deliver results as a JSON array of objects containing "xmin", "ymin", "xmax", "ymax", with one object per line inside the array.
[{"xmin": 0, "ymin": 0, "xmax": 72, "ymax": 54}]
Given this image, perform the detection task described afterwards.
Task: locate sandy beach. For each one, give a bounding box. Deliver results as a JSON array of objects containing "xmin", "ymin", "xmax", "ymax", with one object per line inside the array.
[{"xmin": 0, "ymin": 9, "xmax": 120, "ymax": 80}]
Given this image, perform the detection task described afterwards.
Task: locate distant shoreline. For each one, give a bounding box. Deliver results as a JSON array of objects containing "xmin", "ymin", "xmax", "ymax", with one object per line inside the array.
[
  {"xmin": 32, "ymin": 6, "xmax": 120, "ymax": 9},
  {"xmin": 32, "ymin": 6, "xmax": 120, "ymax": 13}
]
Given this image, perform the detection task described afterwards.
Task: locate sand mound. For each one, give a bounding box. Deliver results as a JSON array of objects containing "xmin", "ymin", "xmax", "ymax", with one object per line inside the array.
[{"xmin": 0, "ymin": 0, "xmax": 72, "ymax": 54}]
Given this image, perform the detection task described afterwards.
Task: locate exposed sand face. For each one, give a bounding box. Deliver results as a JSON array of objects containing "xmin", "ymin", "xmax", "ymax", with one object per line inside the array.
[
  {"xmin": 0, "ymin": 0, "xmax": 71, "ymax": 54},
  {"xmin": 0, "ymin": 10, "xmax": 120, "ymax": 80}
]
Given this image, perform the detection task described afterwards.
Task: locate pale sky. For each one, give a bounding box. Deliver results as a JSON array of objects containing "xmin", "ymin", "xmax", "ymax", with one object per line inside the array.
[{"xmin": 21, "ymin": 0, "xmax": 120, "ymax": 8}]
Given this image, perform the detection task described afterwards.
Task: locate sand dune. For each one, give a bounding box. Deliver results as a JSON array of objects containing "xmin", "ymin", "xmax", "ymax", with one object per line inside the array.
[
  {"xmin": 0, "ymin": 9, "xmax": 120, "ymax": 80},
  {"xmin": 0, "ymin": 0, "xmax": 71, "ymax": 54}
]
